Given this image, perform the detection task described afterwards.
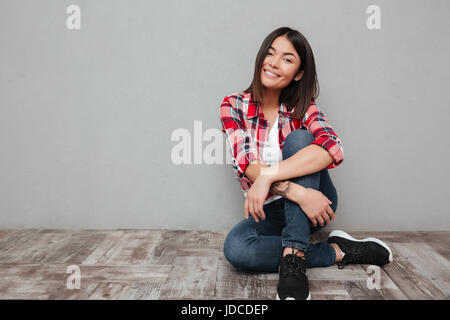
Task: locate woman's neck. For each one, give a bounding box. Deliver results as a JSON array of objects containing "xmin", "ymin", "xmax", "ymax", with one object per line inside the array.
[{"xmin": 260, "ymin": 88, "xmax": 281, "ymax": 111}]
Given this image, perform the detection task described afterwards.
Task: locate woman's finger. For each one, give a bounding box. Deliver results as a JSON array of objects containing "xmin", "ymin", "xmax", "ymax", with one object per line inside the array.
[
  {"xmin": 253, "ymin": 200, "xmax": 260, "ymax": 220},
  {"xmin": 326, "ymin": 206, "xmax": 335, "ymax": 220},
  {"xmin": 316, "ymin": 215, "xmax": 325, "ymax": 227},
  {"xmin": 310, "ymin": 217, "xmax": 318, "ymax": 227},
  {"xmin": 249, "ymin": 200, "xmax": 259, "ymax": 223},
  {"xmin": 258, "ymin": 200, "xmax": 266, "ymax": 220},
  {"xmin": 255, "ymin": 200, "xmax": 264, "ymax": 221},
  {"xmin": 321, "ymin": 211, "xmax": 331, "ymax": 225},
  {"xmin": 244, "ymin": 199, "xmax": 249, "ymax": 219}
]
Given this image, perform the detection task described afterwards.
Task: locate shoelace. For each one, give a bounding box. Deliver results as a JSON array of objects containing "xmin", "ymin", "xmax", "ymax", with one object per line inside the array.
[
  {"xmin": 281, "ymin": 254, "xmax": 306, "ymax": 278},
  {"xmin": 337, "ymin": 247, "xmax": 366, "ymax": 269}
]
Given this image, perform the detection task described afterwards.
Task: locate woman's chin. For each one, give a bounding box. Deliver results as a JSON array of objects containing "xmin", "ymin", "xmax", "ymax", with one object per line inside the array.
[{"xmin": 261, "ymin": 82, "xmax": 281, "ymax": 91}]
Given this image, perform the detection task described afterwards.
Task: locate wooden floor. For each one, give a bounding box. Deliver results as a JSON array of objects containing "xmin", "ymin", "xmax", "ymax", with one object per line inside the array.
[{"xmin": 0, "ymin": 229, "xmax": 448, "ymax": 300}]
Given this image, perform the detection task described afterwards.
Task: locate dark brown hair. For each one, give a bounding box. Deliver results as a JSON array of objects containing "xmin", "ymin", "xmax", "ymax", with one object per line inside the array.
[{"xmin": 244, "ymin": 26, "xmax": 319, "ymax": 121}]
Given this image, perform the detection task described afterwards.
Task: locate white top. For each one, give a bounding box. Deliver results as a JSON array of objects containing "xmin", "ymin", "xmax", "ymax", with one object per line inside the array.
[
  {"xmin": 262, "ymin": 114, "xmax": 283, "ymax": 205},
  {"xmin": 244, "ymin": 114, "xmax": 283, "ymax": 205}
]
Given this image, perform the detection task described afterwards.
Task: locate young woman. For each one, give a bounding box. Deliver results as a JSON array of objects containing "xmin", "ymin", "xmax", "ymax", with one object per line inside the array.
[{"xmin": 219, "ymin": 27, "xmax": 393, "ymax": 300}]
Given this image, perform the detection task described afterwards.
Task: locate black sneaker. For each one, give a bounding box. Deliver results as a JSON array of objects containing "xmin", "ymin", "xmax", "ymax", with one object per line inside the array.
[
  {"xmin": 327, "ymin": 230, "xmax": 393, "ymax": 269},
  {"xmin": 276, "ymin": 252, "xmax": 310, "ymax": 300}
]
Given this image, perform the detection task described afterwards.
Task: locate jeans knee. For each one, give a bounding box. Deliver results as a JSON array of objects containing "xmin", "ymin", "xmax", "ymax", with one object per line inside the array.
[
  {"xmin": 223, "ymin": 232, "xmax": 243, "ymax": 268},
  {"xmin": 283, "ymin": 129, "xmax": 315, "ymax": 159},
  {"xmin": 223, "ymin": 230, "xmax": 256, "ymax": 271}
]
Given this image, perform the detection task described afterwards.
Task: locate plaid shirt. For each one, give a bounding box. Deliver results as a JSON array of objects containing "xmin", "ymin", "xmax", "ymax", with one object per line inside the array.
[{"xmin": 219, "ymin": 91, "xmax": 344, "ymax": 200}]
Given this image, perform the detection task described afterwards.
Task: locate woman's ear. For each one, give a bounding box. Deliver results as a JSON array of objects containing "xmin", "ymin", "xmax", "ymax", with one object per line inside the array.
[{"xmin": 294, "ymin": 70, "xmax": 304, "ymax": 82}]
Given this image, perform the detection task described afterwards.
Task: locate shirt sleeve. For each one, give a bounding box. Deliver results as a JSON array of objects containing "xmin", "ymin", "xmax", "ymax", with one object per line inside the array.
[
  {"xmin": 219, "ymin": 95, "xmax": 261, "ymax": 180},
  {"xmin": 303, "ymin": 103, "xmax": 344, "ymax": 169}
]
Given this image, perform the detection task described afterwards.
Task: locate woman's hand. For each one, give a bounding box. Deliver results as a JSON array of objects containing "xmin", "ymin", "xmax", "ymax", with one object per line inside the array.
[
  {"xmin": 295, "ymin": 187, "xmax": 335, "ymax": 227},
  {"xmin": 244, "ymin": 174, "xmax": 273, "ymax": 222}
]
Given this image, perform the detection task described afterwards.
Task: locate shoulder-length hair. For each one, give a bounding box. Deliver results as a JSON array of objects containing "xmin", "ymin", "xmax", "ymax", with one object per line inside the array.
[{"xmin": 244, "ymin": 26, "xmax": 320, "ymax": 121}]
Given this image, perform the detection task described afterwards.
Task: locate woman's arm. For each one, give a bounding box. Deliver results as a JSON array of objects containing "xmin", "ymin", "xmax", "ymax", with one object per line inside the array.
[
  {"xmin": 266, "ymin": 103, "xmax": 344, "ymax": 183},
  {"xmin": 220, "ymin": 95, "xmax": 261, "ymax": 181},
  {"xmin": 265, "ymin": 144, "xmax": 334, "ymax": 184},
  {"xmin": 245, "ymin": 160, "xmax": 307, "ymax": 202},
  {"xmin": 245, "ymin": 159, "xmax": 335, "ymax": 226}
]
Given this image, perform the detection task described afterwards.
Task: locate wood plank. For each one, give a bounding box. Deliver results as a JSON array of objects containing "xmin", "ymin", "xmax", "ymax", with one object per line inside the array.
[
  {"xmin": 342, "ymin": 280, "xmax": 385, "ymax": 300},
  {"xmin": 214, "ymin": 255, "xmax": 276, "ymax": 299},
  {"xmin": 149, "ymin": 230, "xmax": 226, "ymax": 265},
  {"xmin": 118, "ymin": 281, "xmax": 165, "ymax": 300},
  {"xmin": 159, "ymin": 256, "xmax": 218, "ymax": 299},
  {"xmin": 309, "ymin": 279, "xmax": 347, "ymax": 296},
  {"xmin": 311, "ymin": 293, "xmax": 350, "ymax": 300},
  {"xmin": 84, "ymin": 282, "xmax": 129, "ymax": 299},
  {"xmin": 82, "ymin": 230, "xmax": 162, "ymax": 265},
  {"xmin": 37, "ymin": 230, "xmax": 109, "ymax": 264},
  {"xmin": 0, "ymin": 229, "xmax": 448, "ymax": 300},
  {"xmin": 382, "ymin": 249, "xmax": 447, "ymax": 300},
  {"xmin": 371, "ymin": 265, "xmax": 409, "ymax": 300},
  {"xmin": 389, "ymin": 243, "xmax": 450, "ymax": 298},
  {"xmin": 0, "ymin": 229, "xmax": 50, "ymax": 263},
  {"xmin": 307, "ymin": 264, "xmax": 369, "ymax": 281},
  {"xmin": 0, "ymin": 263, "xmax": 171, "ymax": 299},
  {"xmin": 0, "ymin": 229, "xmax": 15, "ymax": 241},
  {"xmin": 81, "ymin": 230, "xmax": 126, "ymax": 265}
]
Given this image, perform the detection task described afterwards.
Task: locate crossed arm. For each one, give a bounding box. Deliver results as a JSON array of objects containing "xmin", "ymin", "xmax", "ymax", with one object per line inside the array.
[{"xmin": 244, "ymin": 144, "xmax": 334, "ymax": 200}]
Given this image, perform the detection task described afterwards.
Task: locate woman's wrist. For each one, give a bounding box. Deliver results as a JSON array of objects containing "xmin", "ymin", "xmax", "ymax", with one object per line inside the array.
[
  {"xmin": 294, "ymin": 184, "xmax": 307, "ymax": 205},
  {"xmin": 269, "ymin": 180, "xmax": 306, "ymax": 203},
  {"xmin": 259, "ymin": 167, "xmax": 280, "ymax": 185}
]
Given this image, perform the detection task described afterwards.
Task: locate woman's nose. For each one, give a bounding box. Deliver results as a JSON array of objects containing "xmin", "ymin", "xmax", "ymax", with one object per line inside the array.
[{"xmin": 269, "ymin": 58, "xmax": 280, "ymax": 69}]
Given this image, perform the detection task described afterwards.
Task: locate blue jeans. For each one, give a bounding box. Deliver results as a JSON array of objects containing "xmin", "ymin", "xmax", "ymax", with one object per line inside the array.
[{"xmin": 223, "ymin": 129, "xmax": 339, "ymax": 272}]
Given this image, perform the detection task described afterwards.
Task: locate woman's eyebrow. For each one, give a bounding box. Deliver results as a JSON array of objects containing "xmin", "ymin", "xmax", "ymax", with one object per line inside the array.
[{"xmin": 269, "ymin": 46, "xmax": 296, "ymax": 58}]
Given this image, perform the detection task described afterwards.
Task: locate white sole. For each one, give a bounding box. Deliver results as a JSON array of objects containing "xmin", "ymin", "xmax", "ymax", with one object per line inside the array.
[
  {"xmin": 328, "ymin": 230, "xmax": 393, "ymax": 263},
  {"xmin": 276, "ymin": 293, "xmax": 311, "ymax": 300}
]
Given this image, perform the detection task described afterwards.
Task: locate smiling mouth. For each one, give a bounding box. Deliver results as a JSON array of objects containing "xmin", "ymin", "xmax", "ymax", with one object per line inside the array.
[{"xmin": 264, "ymin": 69, "xmax": 280, "ymax": 78}]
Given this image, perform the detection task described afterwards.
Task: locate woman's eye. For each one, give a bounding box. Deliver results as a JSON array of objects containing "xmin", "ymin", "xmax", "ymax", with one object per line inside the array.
[
  {"xmin": 267, "ymin": 52, "xmax": 291, "ymax": 63},
  {"xmin": 267, "ymin": 52, "xmax": 292, "ymax": 63}
]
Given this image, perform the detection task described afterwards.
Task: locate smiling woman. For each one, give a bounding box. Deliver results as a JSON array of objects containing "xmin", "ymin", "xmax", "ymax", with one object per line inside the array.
[
  {"xmin": 220, "ymin": 26, "xmax": 392, "ymax": 301},
  {"xmin": 245, "ymin": 28, "xmax": 319, "ymax": 122},
  {"xmin": 261, "ymin": 40, "xmax": 303, "ymax": 91}
]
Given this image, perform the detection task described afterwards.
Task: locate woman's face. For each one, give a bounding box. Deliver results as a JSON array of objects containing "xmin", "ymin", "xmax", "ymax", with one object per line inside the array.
[{"xmin": 260, "ymin": 35, "xmax": 303, "ymax": 92}]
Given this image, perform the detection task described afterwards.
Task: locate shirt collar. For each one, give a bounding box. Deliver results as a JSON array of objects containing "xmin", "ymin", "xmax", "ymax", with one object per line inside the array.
[{"xmin": 245, "ymin": 92, "xmax": 293, "ymax": 120}]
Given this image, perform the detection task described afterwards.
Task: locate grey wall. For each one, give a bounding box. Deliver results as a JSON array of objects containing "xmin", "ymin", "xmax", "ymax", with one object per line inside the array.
[{"xmin": 1, "ymin": 0, "xmax": 449, "ymax": 231}]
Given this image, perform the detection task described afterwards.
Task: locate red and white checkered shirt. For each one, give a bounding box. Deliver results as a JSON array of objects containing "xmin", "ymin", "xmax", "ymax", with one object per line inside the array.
[{"xmin": 219, "ymin": 91, "xmax": 344, "ymax": 200}]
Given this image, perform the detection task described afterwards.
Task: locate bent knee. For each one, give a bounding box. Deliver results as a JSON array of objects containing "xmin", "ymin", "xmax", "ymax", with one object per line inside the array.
[
  {"xmin": 283, "ymin": 129, "xmax": 315, "ymax": 159},
  {"xmin": 223, "ymin": 232, "xmax": 257, "ymax": 270}
]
